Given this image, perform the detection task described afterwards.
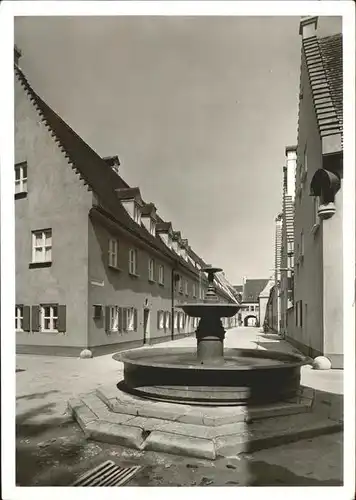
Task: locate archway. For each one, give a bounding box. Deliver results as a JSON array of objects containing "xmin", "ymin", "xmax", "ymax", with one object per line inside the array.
[{"xmin": 244, "ymin": 315, "xmax": 257, "ymax": 327}]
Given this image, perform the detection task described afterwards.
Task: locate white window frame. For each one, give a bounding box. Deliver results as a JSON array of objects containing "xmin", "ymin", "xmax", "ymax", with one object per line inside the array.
[
  {"xmin": 15, "ymin": 305, "xmax": 23, "ymax": 331},
  {"xmin": 110, "ymin": 306, "xmax": 119, "ymax": 332},
  {"xmin": 133, "ymin": 203, "xmax": 141, "ymax": 225},
  {"xmin": 127, "ymin": 307, "xmax": 135, "ymax": 331},
  {"xmin": 184, "ymin": 280, "xmax": 189, "ymax": 296},
  {"xmin": 129, "ymin": 248, "xmax": 138, "ymax": 275},
  {"xmin": 164, "ymin": 311, "xmax": 170, "ymax": 330},
  {"xmin": 32, "ymin": 229, "xmax": 52, "ymax": 263},
  {"xmin": 15, "ymin": 162, "xmax": 28, "ymax": 194},
  {"xmin": 150, "ymin": 219, "xmax": 156, "ymax": 236},
  {"xmin": 158, "ymin": 264, "xmax": 164, "ymax": 285},
  {"xmin": 148, "ymin": 258, "xmax": 155, "ymax": 282},
  {"xmin": 108, "ymin": 238, "xmax": 119, "ymax": 268},
  {"xmin": 40, "ymin": 304, "xmax": 58, "ymax": 332}
]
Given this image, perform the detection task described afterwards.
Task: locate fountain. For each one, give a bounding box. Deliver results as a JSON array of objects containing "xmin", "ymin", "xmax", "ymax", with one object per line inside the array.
[{"xmin": 115, "ymin": 267, "xmax": 308, "ymax": 406}]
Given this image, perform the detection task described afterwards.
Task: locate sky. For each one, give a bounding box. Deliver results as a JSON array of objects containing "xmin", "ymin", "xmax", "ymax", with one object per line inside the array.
[{"xmin": 14, "ymin": 15, "xmax": 342, "ymax": 285}]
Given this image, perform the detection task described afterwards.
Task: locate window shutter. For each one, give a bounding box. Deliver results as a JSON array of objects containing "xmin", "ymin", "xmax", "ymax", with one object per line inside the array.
[
  {"xmin": 31, "ymin": 306, "xmax": 40, "ymax": 332},
  {"xmin": 23, "ymin": 306, "xmax": 31, "ymax": 332},
  {"xmin": 300, "ymin": 301, "xmax": 303, "ymax": 327},
  {"xmin": 122, "ymin": 308, "xmax": 128, "ymax": 331},
  {"xmin": 134, "ymin": 309, "xmax": 138, "ymax": 332},
  {"xmin": 105, "ymin": 306, "xmax": 110, "ymax": 332},
  {"xmin": 58, "ymin": 305, "xmax": 66, "ymax": 332},
  {"xmin": 118, "ymin": 307, "xmax": 124, "ymax": 332}
]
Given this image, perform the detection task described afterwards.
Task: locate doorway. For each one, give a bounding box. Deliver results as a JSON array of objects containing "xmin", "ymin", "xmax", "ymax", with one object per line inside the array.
[{"xmin": 143, "ymin": 308, "xmax": 150, "ymax": 344}]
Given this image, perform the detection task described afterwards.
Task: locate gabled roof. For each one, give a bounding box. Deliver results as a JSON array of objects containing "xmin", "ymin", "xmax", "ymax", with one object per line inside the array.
[
  {"xmin": 14, "ymin": 64, "xmax": 202, "ymax": 277},
  {"xmin": 242, "ymin": 279, "xmax": 269, "ymax": 303},
  {"xmin": 233, "ymin": 285, "xmax": 243, "ymax": 294},
  {"xmin": 302, "ymin": 32, "xmax": 342, "ymax": 140},
  {"xmin": 259, "ymin": 279, "xmax": 274, "ymax": 299}
]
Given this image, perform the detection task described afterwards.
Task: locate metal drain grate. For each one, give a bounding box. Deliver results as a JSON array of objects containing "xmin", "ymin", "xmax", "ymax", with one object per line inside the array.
[{"xmin": 72, "ymin": 460, "xmax": 142, "ymax": 486}]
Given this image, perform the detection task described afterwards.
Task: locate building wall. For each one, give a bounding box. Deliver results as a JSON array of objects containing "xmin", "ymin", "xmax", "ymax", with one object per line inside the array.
[
  {"xmin": 289, "ymin": 48, "xmax": 324, "ymax": 356},
  {"xmin": 15, "ymin": 76, "xmax": 93, "ymax": 354},
  {"xmin": 322, "ymin": 186, "xmax": 343, "ymax": 367},
  {"xmin": 258, "ymin": 296, "xmax": 269, "ymax": 327}
]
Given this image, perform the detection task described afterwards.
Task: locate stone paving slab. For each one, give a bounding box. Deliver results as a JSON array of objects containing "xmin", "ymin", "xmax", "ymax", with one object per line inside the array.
[{"xmin": 68, "ymin": 387, "xmax": 343, "ymax": 460}]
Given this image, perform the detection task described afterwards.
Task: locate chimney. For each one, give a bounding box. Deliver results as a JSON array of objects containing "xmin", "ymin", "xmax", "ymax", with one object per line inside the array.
[
  {"xmin": 14, "ymin": 45, "xmax": 22, "ymax": 66},
  {"xmin": 285, "ymin": 145, "xmax": 297, "ymax": 199},
  {"xmin": 299, "ymin": 16, "xmax": 318, "ymax": 39}
]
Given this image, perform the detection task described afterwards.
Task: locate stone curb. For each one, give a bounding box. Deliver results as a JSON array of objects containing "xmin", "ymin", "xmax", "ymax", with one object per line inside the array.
[
  {"xmin": 143, "ymin": 430, "xmax": 216, "ymax": 460},
  {"xmin": 84, "ymin": 420, "xmax": 144, "ymax": 449},
  {"xmin": 215, "ymin": 420, "xmax": 343, "ymax": 457}
]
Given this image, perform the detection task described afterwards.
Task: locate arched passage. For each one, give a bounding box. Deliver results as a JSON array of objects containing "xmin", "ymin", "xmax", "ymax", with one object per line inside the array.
[{"xmin": 244, "ymin": 315, "xmax": 257, "ymax": 327}]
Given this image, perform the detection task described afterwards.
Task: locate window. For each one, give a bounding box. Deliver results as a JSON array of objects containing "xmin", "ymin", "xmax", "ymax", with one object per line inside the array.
[
  {"xmin": 108, "ymin": 238, "xmax": 119, "ymax": 268},
  {"xmin": 179, "ymin": 277, "xmax": 183, "ymax": 294},
  {"xmin": 164, "ymin": 311, "xmax": 170, "ymax": 330},
  {"xmin": 32, "ymin": 229, "xmax": 52, "ymax": 263},
  {"xmin": 158, "ymin": 265, "xmax": 164, "ymax": 285},
  {"xmin": 148, "ymin": 258, "xmax": 155, "ymax": 282},
  {"xmin": 126, "ymin": 308, "xmax": 136, "ymax": 331},
  {"xmin": 300, "ymin": 231, "xmax": 304, "ymax": 258},
  {"xmin": 41, "ymin": 304, "xmax": 58, "ymax": 332},
  {"xmin": 109, "ymin": 306, "xmax": 119, "ymax": 332},
  {"xmin": 129, "ymin": 248, "xmax": 138, "ymax": 275},
  {"xmin": 184, "ymin": 280, "xmax": 189, "ymax": 296},
  {"xmin": 15, "ymin": 162, "xmax": 28, "ymax": 195},
  {"xmin": 133, "ymin": 203, "xmax": 141, "ymax": 224},
  {"xmin": 179, "ymin": 312, "xmax": 184, "ymax": 330},
  {"xmin": 157, "ymin": 310, "xmax": 164, "ymax": 330},
  {"xmin": 192, "ymin": 283, "xmax": 196, "ymax": 298},
  {"xmin": 15, "ymin": 305, "xmax": 23, "ymax": 331}
]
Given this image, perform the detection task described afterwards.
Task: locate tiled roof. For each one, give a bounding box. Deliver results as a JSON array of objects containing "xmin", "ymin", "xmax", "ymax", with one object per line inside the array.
[
  {"xmin": 302, "ymin": 33, "xmax": 342, "ymax": 139},
  {"xmin": 14, "ymin": 64, "xmax": 202, "ymax": 278},
  {"xmin": 242, "ymin": 279, "xmax": 269, "ymax": 303}
]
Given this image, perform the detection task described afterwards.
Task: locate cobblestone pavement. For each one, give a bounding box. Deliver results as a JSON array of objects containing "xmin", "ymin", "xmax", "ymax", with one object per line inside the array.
[{"xmin": 15, "ymin": 327, "xmax": 344, "ymax": 486}]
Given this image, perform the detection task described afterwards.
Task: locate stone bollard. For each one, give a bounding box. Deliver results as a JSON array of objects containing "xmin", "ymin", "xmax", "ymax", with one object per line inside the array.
[
  {"xmin": 79, "ymin": 349, "xmax": 93, "ymax": 359},
  {"xmin": 312, "ymin": 356, "xmax": 331, "ymax": 370}
]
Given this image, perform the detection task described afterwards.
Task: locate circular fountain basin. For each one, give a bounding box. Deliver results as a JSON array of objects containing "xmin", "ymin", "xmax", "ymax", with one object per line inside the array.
[{"xmin": 114, "ymin": 347, "xmax": 308, "ymax": 406}]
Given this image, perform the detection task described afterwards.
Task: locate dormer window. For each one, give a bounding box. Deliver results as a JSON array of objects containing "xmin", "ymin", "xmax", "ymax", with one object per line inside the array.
[{"xmin": 116, "ymin": 188, "xmax": 143, "ymax": 225}]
